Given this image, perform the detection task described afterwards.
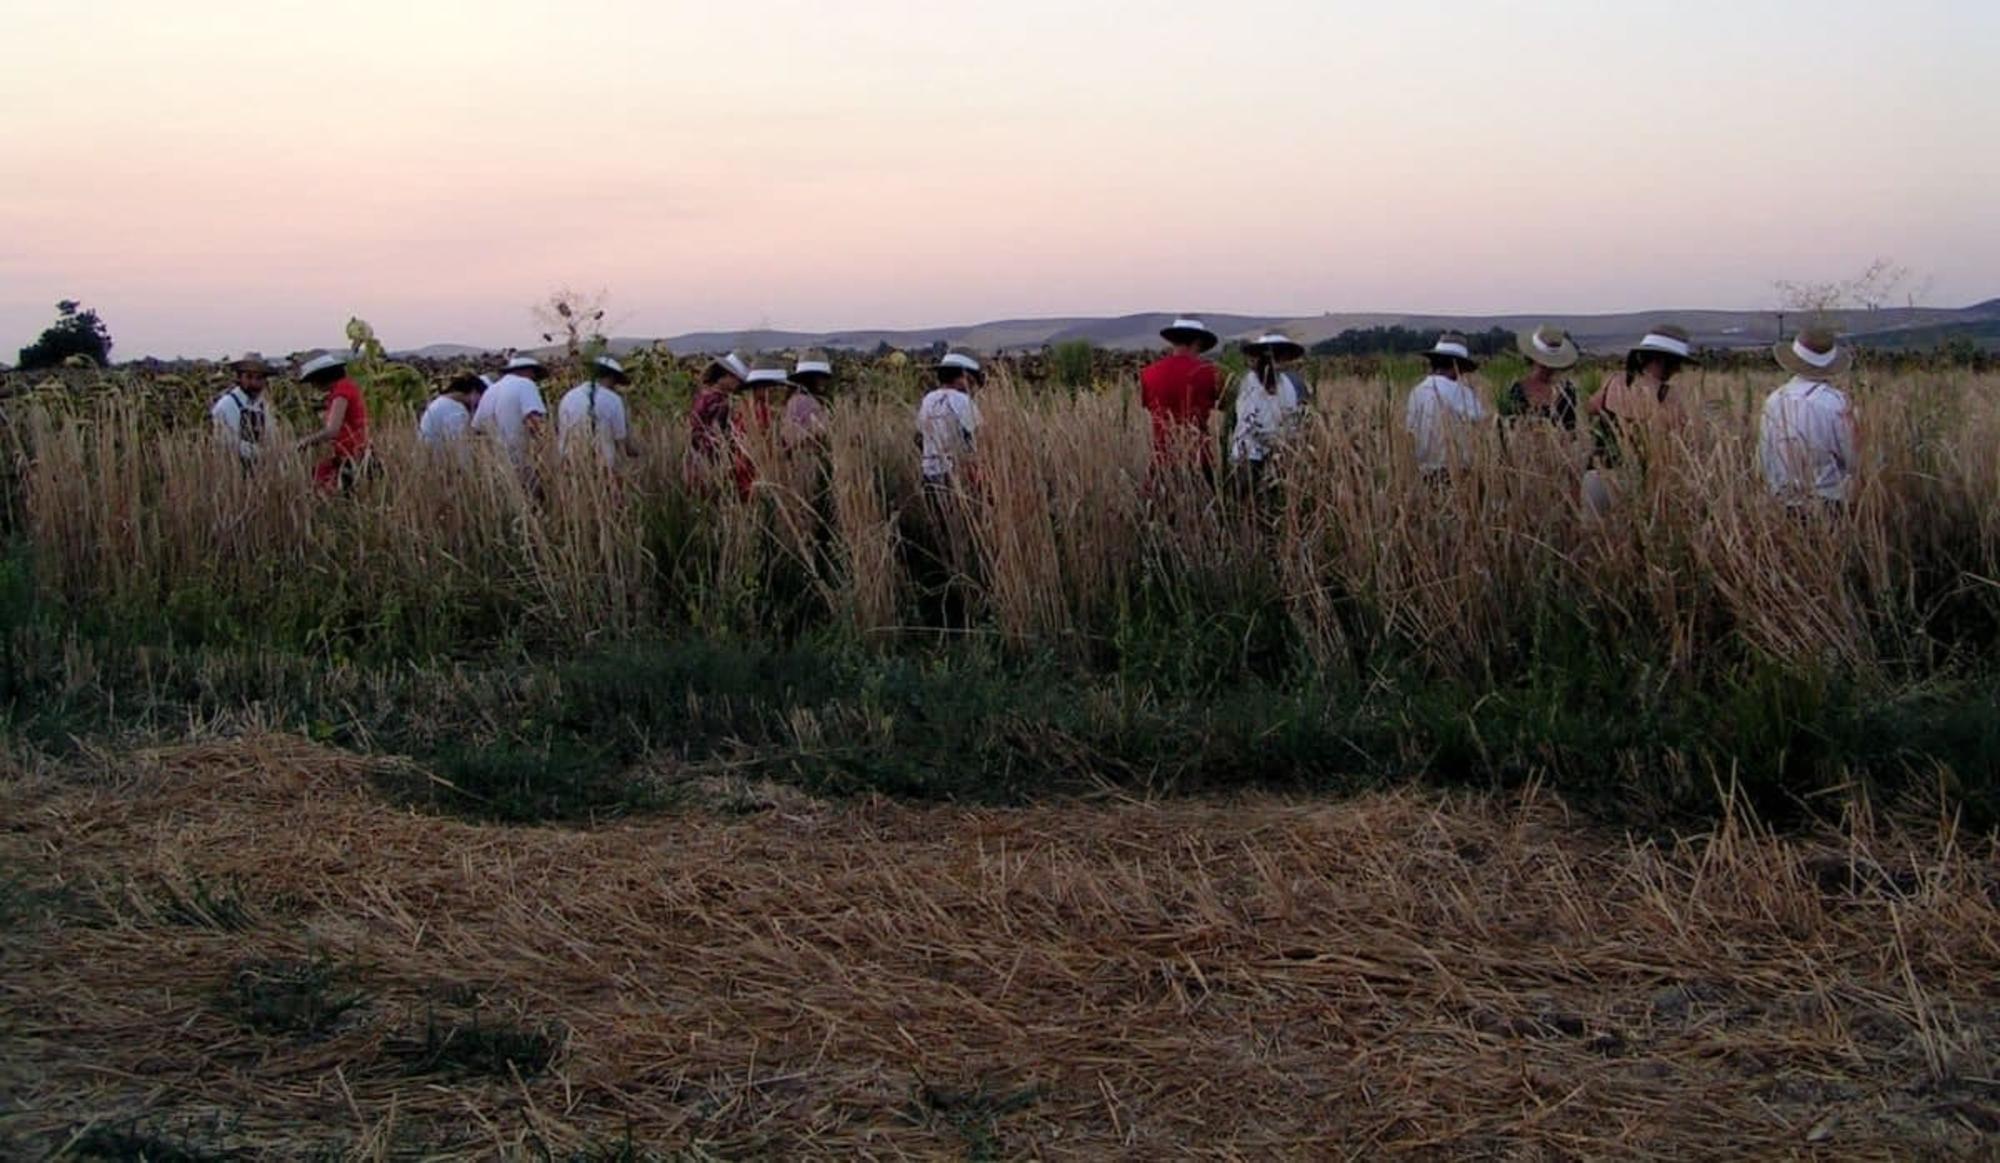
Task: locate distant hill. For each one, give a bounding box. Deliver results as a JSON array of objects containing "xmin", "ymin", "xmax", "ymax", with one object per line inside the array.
[{"xmin": 391, "ymin": 300, "xmax": 2000, "ymax": 360}]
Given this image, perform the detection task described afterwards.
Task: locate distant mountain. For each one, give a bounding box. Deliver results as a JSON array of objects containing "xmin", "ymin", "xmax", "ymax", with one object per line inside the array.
[{"xmin": 390, "ymin": 300, "xmax": 2000, "ymax": 361}]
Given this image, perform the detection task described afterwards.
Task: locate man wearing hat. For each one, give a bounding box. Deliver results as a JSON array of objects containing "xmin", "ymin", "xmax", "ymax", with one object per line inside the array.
[
  {"xmin": 211, "ymin": 353, "xmax": 273, "ymax": 468},
  {"xmin": 557, "ymin": 355, "xmax": 639, "ymax": 470},
  {"xmin": 294, "ymin": 351, "xmax": 370, "ymax": 492},
  {"xmin": 1758, "ymin": 325, "xmax": 1858, "ymax": 506},
  {"xmin": 1403, "ymin": 333, "xmax": 1491, "ymax": 477},
  {"xmin": 473, "ymin": 354, "xmax": 551, "ymax": 469},
  {"xmin": 1506, "ymin": 326, "xmax": 1581, "ymax": 429},
  {"xmin": 1229, "ymin": 331, "xmax": 1309, "ymax": 484},
  {"xmin": 918, "ymin": 351, "xmax": 984, "ymax": 486},
  {"xmin": 1141, "ymin": 317, "xmax": 1222, "ymax": 469}
]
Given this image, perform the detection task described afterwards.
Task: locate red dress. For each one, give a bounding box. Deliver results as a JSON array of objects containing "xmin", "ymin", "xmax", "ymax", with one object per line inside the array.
[
  {"xmin": 1140, "ymin": 353, "xmax": 1220, "ymax": 464},
  {"xmin": 314, "ymin": 377, "xmax": 369, "ymax": 490}
]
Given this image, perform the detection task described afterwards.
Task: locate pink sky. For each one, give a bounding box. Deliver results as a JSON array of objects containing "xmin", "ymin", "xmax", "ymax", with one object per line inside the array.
[{"xmin": 3, "ymin": 0, "xmax": 1996, "ymax": 358}]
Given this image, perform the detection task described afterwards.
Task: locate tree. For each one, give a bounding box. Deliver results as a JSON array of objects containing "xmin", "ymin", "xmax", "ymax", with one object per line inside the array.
[
  {"xmin": 18, "ymin": 300, "xmax": 113, "ymax": 369},
  {"xmin": 533, "ymin": 287, "xmax": 611, "ymax": 361}
]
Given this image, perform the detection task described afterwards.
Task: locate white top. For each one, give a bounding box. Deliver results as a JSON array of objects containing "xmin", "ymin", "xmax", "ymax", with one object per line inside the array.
[
  {"xmin": 917, "ymin": 387, "xmax": 980, "ymax": 479},
  {"xmin": 1758, "ymin": 376, "xmax": 1856, "ymax": 503},
  {"xmin": 557, "ymin": 381, "xmax": 631, "ymax": 467},
  {"xmin": 1230, "ymin": 371, "xmax": 1302, "ymax": 464},
  {"xmin": 418, "ymin": 395, "xmax": 472, "ymax": 446},
  {"xmin": 471, "ymin": 372, "xmax": 548, "ymax": 460},
  {"xmin": 1404, "ymin": 374, "xmax": 1490, "ymax": 473},
  {"xmin": 210, "ymin": 387, "xmax": 267, "ymax": 461}
]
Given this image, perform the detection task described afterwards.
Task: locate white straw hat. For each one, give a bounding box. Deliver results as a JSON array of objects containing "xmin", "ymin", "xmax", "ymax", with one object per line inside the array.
[
  {"xmin": 503, "ymin": 355, "xmax": 544, "ymax": 373},
  {"xmin": 1243, "ymin": 332, "xmax": 1305, "ymax": 362},
  {"xmin": 1160, "ymin": 317, "xmax": 1219, "ymax": 353},
  {"xmin": 793, "ymin": 358, "xmax": 833, "ymax": 379},
  {"xmin": 297, "ymin": 352, "xmax": 349, "ymax": 380},
  {"xmin": 1516, "ymin": 325, "xmax": 1580, "ymax": 370},
  {"xmin": 745, "ymin": 362, "xmax": 795, "ymax": 388},
  {"xmin": 1773, "ymin": 325, "xmax": 1852, "ymax": 379},
  {"xmin": 1630, "ymin": 325, "xmax": 1701, "ymax": 363},
  {"xmin": 936, "ymin": 351, "xmax": 983, "ymax": 375},
  {"xmin": 1424, "ymin": 333, "xmax": 1480, "ymax": 369},
  {"xmin": 704, "ymin": 352, "xmax": 751, "ymax": 383},
  {"xmin": 591, "ymin": 355, "xmax": 628, "ymax": 380}
]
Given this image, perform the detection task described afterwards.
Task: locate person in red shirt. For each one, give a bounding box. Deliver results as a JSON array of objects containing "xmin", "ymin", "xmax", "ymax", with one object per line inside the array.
[
  {"xmin": 295, "ymin": 352, "xmax": 371, "ymax": 492},
  {"xmin": 1141, "ymin": 316, "xmax": 1222, "ymax": 471},
  {"xmin": 686, "ymin": 352, "xmax": 751, "ymax": 496}
]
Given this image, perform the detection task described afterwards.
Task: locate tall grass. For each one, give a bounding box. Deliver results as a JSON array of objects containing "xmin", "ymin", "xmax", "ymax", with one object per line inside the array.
[{"xmin": 7, "ymin": 363, "xmax": 2000, "ymax": 815}]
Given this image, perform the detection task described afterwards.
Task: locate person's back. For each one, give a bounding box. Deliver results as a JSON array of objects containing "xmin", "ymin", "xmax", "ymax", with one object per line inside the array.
[
  {"xmin": 210, "ymin": 385, "xmax": 267, "ymax": 464},
  {"xmin": 419, "ymin": 394, "xmax": 471, "ymax": 446},
  {"xmin": 918, "ymin": 386, "xmax": 978, "ymax": 481},
  {"xmin": 1759, "ymin": 379, "xmax": 1855, "ymax": 503},
  {"xmin": 557, "ymin": 381, "xmax": 629, "ymax": 468},
  {"xmin": 475, "ymin": 373, "xmax": 546, "ymax": 460},
  {"xmin": 1141, "ymin": 352, "xmax": 1220, "ymax": 460},
  {"xmin": 1230, "ymin": 370, "xmax": 1301, "ymax": 464}
]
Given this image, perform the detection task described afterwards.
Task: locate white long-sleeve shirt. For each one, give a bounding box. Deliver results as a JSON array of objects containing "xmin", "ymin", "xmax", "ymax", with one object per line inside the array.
[
  {"xmin": 1229, "ymin": 371, "xmax": 1302, "ymax": 464},
  {"xmin": 1758, "ymin": 377, "xmax": 1856, "ymax": 503},
  {"xmin": 1404, "ymin": 374, "xmax": 1489, "ymax": 473},
  {"xmin": 917, "ymin": 388, "xmax": 980, "ymax": 480},
  {"xmin": 209, "ymin": 387, "xmax": 267, "ymax": 462}
]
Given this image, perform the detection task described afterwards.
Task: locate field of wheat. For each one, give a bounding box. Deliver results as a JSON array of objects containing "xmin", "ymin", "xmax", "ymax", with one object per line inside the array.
[{"xmin": 1, "ymin": 356, "xmax": 1998, "ymax": 1157}]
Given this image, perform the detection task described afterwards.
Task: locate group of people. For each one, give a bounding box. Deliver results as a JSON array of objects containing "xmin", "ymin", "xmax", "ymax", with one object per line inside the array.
[
  {"xmin": 210, "ymin": 315, "xmax": 1859, "ymax": 509},
  {"xmin": 1130, "ymin": 315, "xmax": 1859, "ymax": 507}
]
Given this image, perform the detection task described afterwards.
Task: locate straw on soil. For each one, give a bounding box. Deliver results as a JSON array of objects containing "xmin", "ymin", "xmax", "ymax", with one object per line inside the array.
[{"xmin": 1, "ymin": 735, "xmax": 1996, "ymax": 1158}]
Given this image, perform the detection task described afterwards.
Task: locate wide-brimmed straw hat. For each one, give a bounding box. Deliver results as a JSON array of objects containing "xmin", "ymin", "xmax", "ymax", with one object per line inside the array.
[
  {"xmin": 591, "ymin": 355, "xmax": 629, "ymax": 383},
  {"xmin": 745, "ymin": 361, "xmax": 795, "ymax": 389},
  {"xmin": 1774, "ymin": 325, "xmax": 1852, "ymax": 379},
  {"xmin": 793, "ymin": 351, "xmax": 833, "ymax": 381},
  {"xmin": 1630, "ymin": 325, "xmax": 1701, "ymax": 364},
  {"xmin": 1517, "ymin": 325, "xmax": 1580, "ymax": 370},
  {"xmin": 297, "ymin": 352, "xmax": 349, "ymax": 381},
  {"xmin": 936, "ymin": 351, "xmax": 985, "ymax": 382},
  {"xmin": 230, "ymin": 352, "xmax": 274, "ymax": 374},
  {"xmin": 1243, "ymin": 331, "xmax": 1305, "ymax": 362},
  {"xmin": 1160, "ymin": 317, "xmax": 1219, "ymax": 353},
  {"xmin": 704, "ymin": 352, "xmax": 750, "ymax": 384},
  {"xmin": 503, "ymin": 355, "xmax": 544, "ymax": 374},
  {"xmin": 1424, "ymin": 333, "xmax": 1481, "ymax": 370}
]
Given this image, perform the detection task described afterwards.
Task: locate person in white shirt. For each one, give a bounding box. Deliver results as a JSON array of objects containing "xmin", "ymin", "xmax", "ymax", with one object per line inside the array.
[
  {"xmin": 1230, "ymin": 332, "xmax": 1308, "ymax": 481},
  {"xmin": 557, "ymin": 355, "xmax": 639, "ymax": 469},
  {"xmin": 419, "ymin": 372, "xmax": 485, "ymax": 452},
  {"xmin": 210, "ymin": 354, "xmax": 272, "ymax": 468},
  {"xmin": 471, "ymin": 354, "xmax": 550, "ymax": 466},
  {"xmin": 917, "ymin": 351, "xmax": 984, "ymax": 485},
  {"xmin": 1404, "ymin": 332, "xmax": 1491, "ymax": 477},
  {"xmin": 1759, "ymin": 326, "xmax": 1858, "ymax": 507}
]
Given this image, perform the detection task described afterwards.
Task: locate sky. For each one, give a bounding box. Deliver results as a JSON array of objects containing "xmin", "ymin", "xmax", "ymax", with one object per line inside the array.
[{"xmin": 2, "ymin": 0, "xmax": 1996, "ymax": 358}]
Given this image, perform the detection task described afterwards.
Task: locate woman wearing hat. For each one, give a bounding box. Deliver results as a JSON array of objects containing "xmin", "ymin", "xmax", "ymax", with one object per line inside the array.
[
  {"xmin": 784, "ymin": 352, "xmax": 834, "ymax": 448},
  {"xmin": 557, "ymin": 355, "xmax": 639, "ymax": 470},
  {"xmin": 1506, "ymin": 326, "xmax": 1581, "ymax": 429},
  {"xmin": 1758, "ymin": 325, "xmax": 1858, "ymax": 507},
  {"xmin": 1142, "ymin": 317, "xmax": 1222, "ymax": 469},
  {"xmin": 686, "ymin": 352, "xmax": 750, "ymax": 494},
  {"xmin": 1228, "ymin": 332, "xmax": 1308, "ymax": 487},
  {"xmin": 294, "ymin": 352, "xmax": 370, "ymax": 492},
  {"xmin": 1586, "ymin": 325, "xmax": 1696, "ymax": 433},
  {"xmin": 1403, "ymin": 333, "xmax": 1491, "ymax": 477},
  {"xmin": 918, "ymin": 351, "xmax": 984, "ymax": 487}
]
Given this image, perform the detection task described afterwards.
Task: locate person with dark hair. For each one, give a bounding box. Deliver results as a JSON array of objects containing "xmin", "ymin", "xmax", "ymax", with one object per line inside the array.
[
  {"xmin": 687, "ymin": 352, "xmax": 751, "ymax": 494},
  {"xmin": 1229, "ymin": 331, "xmax": 1308, "ymax": 486},
  {"xmin": 917, "ymin": 351, "xmax": 984, "ymax": 487},
  {"xmin": 558, "ymin": 355, "xmax": 639, "ymax": 470},
  {"xmin": 1587, "ymin": 325, "xmax": 1696, "ymax": 431},
  {"xmin": 1141, "ymin": 317, "xmax": 1222, "ymax": 469},
  {"xmin": 294, "ymin": 352, "xmax": 370, "ymax": 492},
  {"xmin": 1506, "ymin": 325, "xmax": 1581, "ymax": 429},
  {"xmin": 1403, "ymin": 333, "xmax": 1490, "ymax": 476},
  {"xmin": 420, "ymin": 372, "xmax": 485, "ymax": 450},
  {"xmin": 211, "ymin": 354, "xmax": 273, "ymax": 468},
  {"xmin": 784, "ymin": 352, "xmax": 834, "ymax": 448}
]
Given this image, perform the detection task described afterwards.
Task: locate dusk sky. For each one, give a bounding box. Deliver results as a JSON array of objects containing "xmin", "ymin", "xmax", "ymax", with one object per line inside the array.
[{"xmin": 3, "ymin": 0, "xmax": 1995, "ymax": 358}]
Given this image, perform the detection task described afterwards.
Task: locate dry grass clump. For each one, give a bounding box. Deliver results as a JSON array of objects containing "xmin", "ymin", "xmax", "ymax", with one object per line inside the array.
[{"xmin": 2, "ymin": 735, "xmax": 1995, "ymax": 1158}]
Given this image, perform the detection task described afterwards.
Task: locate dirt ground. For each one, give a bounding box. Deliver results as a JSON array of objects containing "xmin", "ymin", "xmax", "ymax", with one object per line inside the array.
[{"xmin": 2, "ymin": 735, "xmax": 1996, "ymax": 1160}]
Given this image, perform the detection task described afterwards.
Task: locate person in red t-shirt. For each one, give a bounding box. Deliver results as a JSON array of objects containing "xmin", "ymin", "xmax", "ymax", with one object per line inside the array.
[
  {"xmin": 1141, "ymin": 316, "xmax": 1223, "ymax": 470},
  {"xmin": 295, "ymin": 352, "xmax": 371, "ymax": 492}
]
